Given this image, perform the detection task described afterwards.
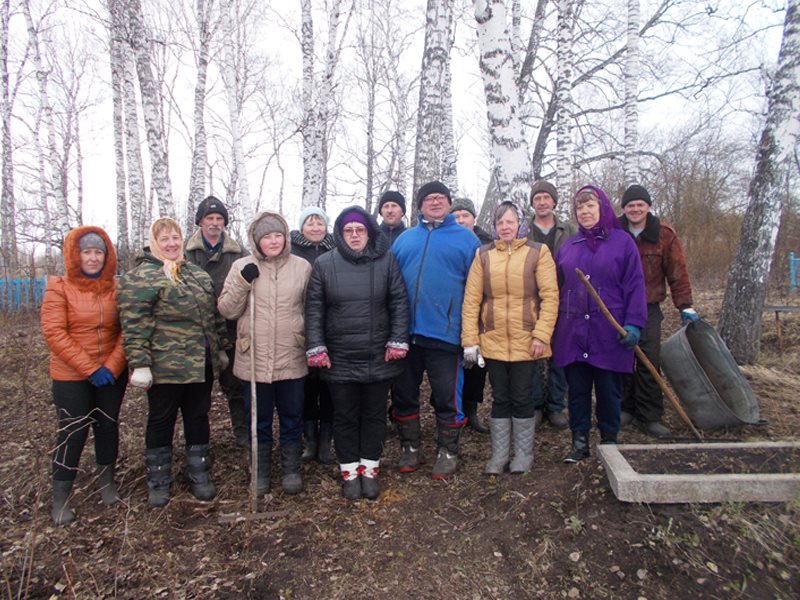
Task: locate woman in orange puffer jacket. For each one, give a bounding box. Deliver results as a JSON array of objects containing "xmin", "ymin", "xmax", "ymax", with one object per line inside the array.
[{"xmin": 40, "ymin": 226, "xmax": 127, "ymax": 525}]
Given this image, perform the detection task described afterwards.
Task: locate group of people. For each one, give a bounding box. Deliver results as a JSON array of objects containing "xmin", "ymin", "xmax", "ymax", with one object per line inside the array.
[{"xmin": 41, "ymin": 178, "xmax": 698, "ymax": 524}]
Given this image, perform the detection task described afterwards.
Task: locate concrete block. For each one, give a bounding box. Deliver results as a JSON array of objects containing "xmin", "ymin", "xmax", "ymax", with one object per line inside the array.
[{"xmin": 597, "ymin": 441, "xmax": 800, "ymax": 504}]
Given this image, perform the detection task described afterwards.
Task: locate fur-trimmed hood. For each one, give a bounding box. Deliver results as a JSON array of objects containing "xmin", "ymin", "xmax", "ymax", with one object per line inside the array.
[
  {"xmin": 248, "ymin": 211, "xmax": 292, "ymax": 261},
  {"xmin": 62, "ymin": 226, "xmax": 117, "ymax": 292}
]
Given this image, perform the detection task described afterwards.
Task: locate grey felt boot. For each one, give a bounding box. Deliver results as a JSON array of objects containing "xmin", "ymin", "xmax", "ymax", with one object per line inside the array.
[
  {"xmin": 96, "ymin": 464, "xmax": 120, "ymax": 506},
  {"xmin": 396, "ymin": 417, "xmax": 424, "ymax": 473},
  {"xmin": 485, "ymin": 418, "xmax": 512, "ymax": 475},
  {"xmin": 431, "ymin": 425, "xmax": 460, "ymax": 480},
  {"xmin": 509, "ymin": 417, "xmax": 535, "ymax": 474}
]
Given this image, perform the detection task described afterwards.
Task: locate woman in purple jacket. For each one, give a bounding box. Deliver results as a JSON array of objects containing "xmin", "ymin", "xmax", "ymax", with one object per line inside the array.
[{"xmin": 552, "ymin": 185, "xmax": 647, "ymax": 463}]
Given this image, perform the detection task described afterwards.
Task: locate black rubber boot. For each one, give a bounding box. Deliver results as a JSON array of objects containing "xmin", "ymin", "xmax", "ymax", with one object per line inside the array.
[
  {"xmin": 186, "ymin": 444, "xmax": 216, "ymax": 501},
  {"xmin": 51, "ymin": 479, "xmax": 75, "ymax": 525},
  {"xmin": 396, "ymin": 417, "xmax": 424, "ymax": 473},
  {"xmin": 228, "ymin": 396, "xmax": 250, "ymax": 448},
  {"xmin": 96, "ymin": 464, "xmax": 120, "ymax": 506},
  {"xmin": 432, "ymin": 425, "xmax": 460, "ymax": 480},
  {"xmin": 145, "ymin": 446, "xmax": 173, "ymax": 507},
  {"xmin": 301, "ymin": 421, "xmax": 318, "ymax": 462},
  {"xmin": 281, "ymin": 444, "xmax": 304, "ymax": 495},
  {"xmin": 563, "ymin": 431, "xmax": 590, "ymax": 463},
  {"xmin": 256, "ymin": 444, "xmax": 272, "ymax": 495},
  {"xmin": 316, "ymin": 421, "xmax": 335, "ymax": 464},
  {"xmin": 464, "ymin": 400, "xmax": 489, "ymax": 434},
  {"xmin": 359, "ymin": 459, "xmax": 380, "ymax": 500},
  {"xmin": 600, "ymin": 430, "xmax": 618, "ymax": 445},
  {"xmin": 340, "ymin": 463, "xmax": 361, "ymax": 500}
]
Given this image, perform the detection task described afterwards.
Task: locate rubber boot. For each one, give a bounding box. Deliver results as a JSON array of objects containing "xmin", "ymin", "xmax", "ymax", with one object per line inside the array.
[
  {"xmin": 396, "ymin": 417, "xmax": 424, "ymax": 473},
  {"xmin": 563, "ymin": 431, "xmax": 590, "ymax": 464},
  {"xmin": 281, "ymin": 444, "xmax": 304, "ymax": 495},
  {"xmin": 509, "ymin": 417, "xmax": 536, "ymax": 474},
  {"xmin": 431, "ymin": 425, "xmax": 460, "ymax": 480},
  {"xmin": 485, "ymin": 418, "xmax": 512, "ymax": 475},
  {"xmin": 228, "ymin": 396, "xmax": 250, "ymax": 448},
  {"xmin": 145, "ymin": 446, "xmax": 173, "ymax": 507},
  {"xmin": 359, "ymin": 458, "xmax": 380, "ymax": 500},
  {"xmin": 51, "ymin": 479, "xmax": 75, "ymax": 525},
  {"xmin": 96, "ymin": 464, "xmax": 120, "ymax": 506},
  {"xmin": 317, "ymin": 421, "xmax": 335, "ymax": 464},
  {"xmin": 301, "ymin": 421, "xmax": 318, "ymax": 462},
  {"xmin": 186, "ymin": 444, "xmax": 216, "ymax": 501},
  {"xmin": 340, "ymin": 462, "xmax": 361, "ymax": 500},
  {"xmin": 464, "ymin": 400, "xmax": 489, "ymax": 434},
  {"xmin": 256, "ymin": 444, "xmax": 272, "ymax": 495},
  {"xmin": 600, "ymin": 430, "xmax": 618, "ymax": 445}
]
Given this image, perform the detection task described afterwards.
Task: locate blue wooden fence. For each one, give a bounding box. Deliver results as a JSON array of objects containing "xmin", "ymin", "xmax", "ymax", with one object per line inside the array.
[
  {"xmin": 0, "ymin": 278, "xmax": 47, "ymax": 312},
  {"xmin": 791, "ymin": 252, "xmax": 799, "ymax": 293}
]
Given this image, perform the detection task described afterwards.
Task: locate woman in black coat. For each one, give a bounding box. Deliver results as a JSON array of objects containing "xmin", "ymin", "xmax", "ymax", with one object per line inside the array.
[{"xmin": 305, "ymin": 206, "xmax": 409, "ymax": 500}]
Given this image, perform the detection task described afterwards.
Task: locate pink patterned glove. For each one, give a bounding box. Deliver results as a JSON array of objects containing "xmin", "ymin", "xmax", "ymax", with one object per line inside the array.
[
  {"xmin": 308, "ymin": 352, "xmax": 331, "ymax": 368},
  {"xmin": 384, "ymin": 347, "xmax": 408, "ymax": 362}
]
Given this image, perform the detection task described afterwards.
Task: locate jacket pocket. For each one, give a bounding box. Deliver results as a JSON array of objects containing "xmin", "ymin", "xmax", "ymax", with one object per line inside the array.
[{"xmin": 237, "ymin": 335, "xmax": 251, "ymax": 354}]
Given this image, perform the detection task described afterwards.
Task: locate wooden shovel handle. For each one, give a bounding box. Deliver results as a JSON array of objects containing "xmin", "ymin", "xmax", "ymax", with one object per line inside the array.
[{"xmin": 575, "ymin": 268, "xmax": 703, "ymax": 441}]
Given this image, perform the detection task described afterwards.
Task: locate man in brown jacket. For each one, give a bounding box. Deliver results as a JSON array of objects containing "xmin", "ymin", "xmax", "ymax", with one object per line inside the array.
[{"xmin": 618, "ymin": 184, "xmax": 699, "ymax": 438}]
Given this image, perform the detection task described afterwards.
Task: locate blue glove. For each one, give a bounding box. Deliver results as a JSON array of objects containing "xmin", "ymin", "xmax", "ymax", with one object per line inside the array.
[
  {"xmin": 680, "ymin": 308, "xmax": 699, "ymax": 326},
  {"xmin": 619, "ymin": 325, "xmax": 641, "ymax": 349},
  {"xmin": 89, "ymin": 367, "xmax": 115, "ymax": 387}
]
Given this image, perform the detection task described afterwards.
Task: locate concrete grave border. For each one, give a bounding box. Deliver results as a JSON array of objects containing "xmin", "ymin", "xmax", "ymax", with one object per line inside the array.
[{"xmin": 597, "ymin": 441, "xmax": 800, "ymax": 504}]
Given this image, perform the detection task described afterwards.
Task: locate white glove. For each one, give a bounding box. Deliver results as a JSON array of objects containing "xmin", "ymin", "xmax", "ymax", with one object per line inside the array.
[
  {"xmin": 130, "ymin": 367, "xmax": 153, "ymax": 389},
  {"xmin": 218, "ymin": 351, "xmax": 230, "ymax": 372},
  {"xmin": 463, "ymin": 345, "xmax": 485, "ymax": 369}
]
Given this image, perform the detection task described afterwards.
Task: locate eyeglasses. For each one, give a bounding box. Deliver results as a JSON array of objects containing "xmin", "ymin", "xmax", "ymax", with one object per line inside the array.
[
  {"xmin": 423, "ymin": 194, "xmax": 448, "ymax": 203},
  {"xmin": 343, "ymin": 226, "xmax": 368, "ymax": 236}
]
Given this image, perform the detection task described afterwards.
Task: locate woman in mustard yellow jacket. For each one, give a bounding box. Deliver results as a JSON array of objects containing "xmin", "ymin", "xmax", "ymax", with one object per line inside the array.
[{"xmin": 462, "ymin": 201, "xmax": 559, "ymax": 474}]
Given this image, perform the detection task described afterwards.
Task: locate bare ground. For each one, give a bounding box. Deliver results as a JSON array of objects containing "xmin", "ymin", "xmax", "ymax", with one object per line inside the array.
[{"xmin": 1, "ymin": 290, "xmax": 799, "ymax": 599}]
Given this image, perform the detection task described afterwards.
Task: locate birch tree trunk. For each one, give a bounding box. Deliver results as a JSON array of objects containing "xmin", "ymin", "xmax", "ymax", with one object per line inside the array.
[
  {"xmin": 0, "ymin": 0, "xmax": 17, "ymax": 271},
  {"xmin": 22, "ymin": 0, "xmax": 71, "ymax": 235},
  {"xmin": 124, "ymin": 0, "xmax": 175, "ymax": 219},
  {"xmin": 413, "ymin": 0, "xmax": 457, "ymax": 194},
  {"xmin": 186, "ymin": 0, "xmax": 213, "ymax": 232},
  {"xmin": 623, "ymin": 0, "xmax": 640, "ymax": 184},
  {"xmin": 718, "ymin": 0, "xmax": 800, "ymax": 364},
  {"xmin": 474, "ymin": 0, "xmax": 531, "ymax": 212},
  {"xmin": 108, "ymin": 0, "xmax": 130, "ymax": 266},
  {"xmin": 555, "ymin": 0, "xmax": 574, "ymax": 196},
  {"xmin": 122, "ymin": 44, "xmax": 148, "ymax": 249},
  {"xmin": 220, "ymin": 0, "xmax": 253, "ymax": 220}
]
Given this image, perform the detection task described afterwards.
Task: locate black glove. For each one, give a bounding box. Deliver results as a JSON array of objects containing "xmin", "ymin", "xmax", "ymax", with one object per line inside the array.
[{"xmin": 241, "ymin": 263, "xmax": 259, "ymax": 283}]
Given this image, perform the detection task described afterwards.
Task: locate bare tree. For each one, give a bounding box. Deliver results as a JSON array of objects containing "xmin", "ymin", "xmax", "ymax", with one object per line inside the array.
[
  {"xmin": 622, "ymin": 0, "xmax": 640, "ymax": 184},
  {"xmin": 1, "ymin": 0, "xmax": 19, "ymax": 271},
  {"xmin": 719, "ymin": 0, "xmax": 800, "ymax": 364}
]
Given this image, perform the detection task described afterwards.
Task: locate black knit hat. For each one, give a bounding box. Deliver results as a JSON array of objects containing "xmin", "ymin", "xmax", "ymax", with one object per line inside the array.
[
  {"xmin": 195, "ymin": 195, "xmax": 229, "ymax": 226},
  {"xmin": 621, "ymin": 184, "xmax": 652, "ymax": 208},
  {"xmin": 415, "ymin": 181, "xmax": 452, "ymax": 209},
  {"xmin": 530, "ymin": 180, "xmax": 559, "ymax": 206},
  {"xmin": 378, "ymin": 191, "xmax": 406, "ymax": 215}
]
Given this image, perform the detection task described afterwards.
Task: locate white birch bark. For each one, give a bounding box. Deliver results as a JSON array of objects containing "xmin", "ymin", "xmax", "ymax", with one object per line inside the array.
[
  {"xmin": 107, "ymin": 0, "xmax": 129, "ymax": 263},
  {"xmin": 124, "ymin": 0, "xmax": 175, "ymax": 219},
  {"xmin": 719, "ymin": 0, "xmax": 800, "ymax": 364},
  {"xmin": 623, "ymin": 0, "xmax": 640, "ymax": 185},
  {"xmin": 21, "ymin": 0, "xmax": 70, "ymax": 235},
  {"xmin": 555, "ymin": 0, "xmax": 574, "ymax": 196},
  {"xmin": 474, "ymin": 0, "xmax": 531, "ymax": 211},
  {"xmin": 413, "ymin": 0, "xmax": 457, "ymax": 194},
  {"xmin": 220, "ymin": 0, "xmax": 253, "ymax": 220},
  {"xmin": 1, "ymin": 0, "xmax": 17, "ymax": 271},
  {"xmin": 300, "ymin": 0, "xmax": 321, "ymax": 209}
]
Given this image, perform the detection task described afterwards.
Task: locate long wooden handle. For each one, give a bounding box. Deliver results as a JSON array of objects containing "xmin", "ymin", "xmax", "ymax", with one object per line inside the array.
[
  {"xmin": 575, "ymin": 268, "xmax": 703, "ymax": 441},
  {"xmin": 249, "ymin": 286, "xmax": 259, "ymax": 513}
]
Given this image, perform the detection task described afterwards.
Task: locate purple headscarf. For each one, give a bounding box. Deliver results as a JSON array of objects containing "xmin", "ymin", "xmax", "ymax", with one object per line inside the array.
[
  {"xmin": 572, "ymin": 185, "xmax": 620, "ymax": 252},
  {"xmin": 491, "ymin": 201, "xmax": 529, "ymax": 240}
]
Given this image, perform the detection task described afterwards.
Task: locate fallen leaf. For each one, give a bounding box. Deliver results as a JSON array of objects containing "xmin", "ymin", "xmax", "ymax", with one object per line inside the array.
[
  {"xmin": 568, "ymin": 587, "xmax": 580, "ymax": 598},
  {"xmin": 705, "ymin": 561, "xmax": 718, "ymax": 574},
  {"xmin": 636, "ymin": 569, "xmax": 647, "ymax": 580},
  {"xmin": 569, "ymin": 552, "xmax": 581, "ymax": 562}
]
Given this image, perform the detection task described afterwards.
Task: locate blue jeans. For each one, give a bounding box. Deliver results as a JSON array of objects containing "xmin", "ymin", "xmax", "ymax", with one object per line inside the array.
[
  {"xmin": 243, "ymin": 378, "xmax": 304, "ymax": 446},
  {"xmin": 564, "ymin": 362, "xmax": 622, "ymax": 434},
  {"xmin": 531, "ymin": 358, "xmax": 567, "ymax": 413}
]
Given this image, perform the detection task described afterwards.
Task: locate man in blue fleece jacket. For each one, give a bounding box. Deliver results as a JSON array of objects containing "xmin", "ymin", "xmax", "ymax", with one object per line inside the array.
[{"xmin": 391, "ymin": 181, "xmax": 481, "ymax": 479}]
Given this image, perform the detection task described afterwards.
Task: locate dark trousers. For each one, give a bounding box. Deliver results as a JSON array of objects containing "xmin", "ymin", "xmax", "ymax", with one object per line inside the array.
[
  {"xmin": 52, "ymin": 374, "xmax": 127, "ymax": 481},
  {"xmin": 303, "ymin": 368, "xmax": 334, "ymax": 423},
  {"xmin": 392, "ymin": 343, "xmax": 464, "ymax": 426},
  {"xmin": 146, "ymin": 363, "xmax": 213, "ymax": 449},
  {"xmin": 565, "ymin": 362, "xmax": 622, "ymax": 434},
  {"xmin": 486, "ymin": 359, "xmax": 537, "ymax": 419},
  {"xmin": 243, "ymin": 378, "xmax": 304, "ymax": 446},
  {"xmin": 531, "ymin": 358, "xmax": 568, "ymax": 413},
  {"xmin": 462, "ymin": 364, "xmax": 487, "ymax": 405},
  {"xmin": 622, "ymin": 303, "xmax": 664, "ymax": 423},
  {"xmin": 328, "ymin": 380, "xmax": 392, "ymax": 463},
  {"xmin": 219, "ymin": 347, "xmax": 246, "ymax": 429}
]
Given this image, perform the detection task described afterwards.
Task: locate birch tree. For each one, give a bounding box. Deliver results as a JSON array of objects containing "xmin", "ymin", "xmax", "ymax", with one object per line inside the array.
[
  {"xmin": 718, "ymin": 0, "xmax": 800, "ymax": 364},
  {"xmin": 623, "ymin": 0, "xmax": 640, "ymax": 184},
  {"xmin": 413, "ymin": 0, "xmax": 457, "ymax": 194},
  {"xmin": 473, "ymin": 0, "xmax": 531, "ymax": 211},
  {"xmin": 554, "ymin": 0, "xmax": 574, "ymax": 195},
  {"xmin": 1, "ymin": 0, "xmax": 18, "ymax": 271}
]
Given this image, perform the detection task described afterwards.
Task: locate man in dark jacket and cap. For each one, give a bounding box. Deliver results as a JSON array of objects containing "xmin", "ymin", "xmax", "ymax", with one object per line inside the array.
[
  {"xmin": 185, "ymin": 195, "xmax": 249, "ymax": 446},
  {"xmin": 619, "ymin": 184, "xmax": 698, "ymax": 438},
  {"xmin": 378, "ymin": 190, "xmax": 407, "ymax": 245}
]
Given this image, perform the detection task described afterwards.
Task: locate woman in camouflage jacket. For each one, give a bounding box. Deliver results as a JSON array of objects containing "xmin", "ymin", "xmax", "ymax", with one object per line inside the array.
[{"xmin": 118, "ymin": 217, "xmax": 230, "ymax": 507}]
